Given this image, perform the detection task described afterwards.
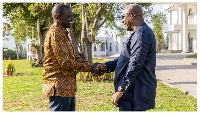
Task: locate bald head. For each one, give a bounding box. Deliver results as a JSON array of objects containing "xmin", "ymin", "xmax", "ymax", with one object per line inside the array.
[
  {"xmin": 124, "ymin": 4, "xmax": 143, "ymax": 17},
  {"xmin": 52, "ymin": 4, "xmax": 71, "ymax": 21},
  {"xmin": 122, "ymin": 4, "xmax": 144, "ymax": 31}
]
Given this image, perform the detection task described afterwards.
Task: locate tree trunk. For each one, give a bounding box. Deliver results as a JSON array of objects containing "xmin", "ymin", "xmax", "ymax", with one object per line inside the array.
[
  {"xmin": 81, "ymin": 3, "xmax": 93, "ymax": 64},
  {"xmin": 87, "ymin": 44, "xmax": 92, "ymax": 64},
  {"xmin": 81, "ymin": 4, "xmax": 87, "ymax": 60},
  {"xmin": 15, "ymin": 42, "xmax": 19, "ymax": 60},
  {"xmin": 157, "ymin": 42, "xmax": 161, "ymax": 53},
  {"xmin": 37, "ymin": 19, "xmax": 44, "ymax": 60},
  {"xmin": 67, "ymin": 26, "xmax": 79, "ymax": 55}
]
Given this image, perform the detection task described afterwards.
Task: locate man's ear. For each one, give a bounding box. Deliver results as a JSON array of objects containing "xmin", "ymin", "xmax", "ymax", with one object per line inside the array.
[
  {"xmin": 56, "ymin": 14, "xmax": 60, "ymax": 21},
  {"xmin": 131, "ymin": 13, "xmax": 136, "ymax": 19}
]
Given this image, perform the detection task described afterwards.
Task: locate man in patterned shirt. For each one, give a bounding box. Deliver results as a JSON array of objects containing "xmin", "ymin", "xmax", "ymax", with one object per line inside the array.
[{"xmin": 43, "ymin": 4, "xmax": 92, "ymax": 111}]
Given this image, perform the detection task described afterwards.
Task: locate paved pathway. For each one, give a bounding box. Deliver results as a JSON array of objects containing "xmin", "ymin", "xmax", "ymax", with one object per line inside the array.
[
  {"xmin": 156, "ymin": 53, "xmax": 197, "ymax": 98},
  {"xmin": 101, "ymin": 53, "xmax": 197, "ymax": 98}
]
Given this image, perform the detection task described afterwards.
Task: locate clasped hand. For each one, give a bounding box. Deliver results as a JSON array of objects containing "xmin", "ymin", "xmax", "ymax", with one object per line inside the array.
[{"xmin": 91, "ymin": 62, "xmax": 107, "ymax": 77}]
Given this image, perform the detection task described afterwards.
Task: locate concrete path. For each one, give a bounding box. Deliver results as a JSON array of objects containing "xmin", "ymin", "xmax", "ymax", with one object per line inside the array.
[
  {"xmin": 156, "ymin": 53, "xmax": 197, "ymax": 98},
  {"xmin": 100, "ymin": 53, "xmax": 197, "ymax": 98}
]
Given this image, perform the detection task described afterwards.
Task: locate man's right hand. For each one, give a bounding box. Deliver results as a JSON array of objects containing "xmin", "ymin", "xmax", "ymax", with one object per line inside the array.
[{"xmin": 91, "ymin": 63, "xmax": 107, "ymax": 77}]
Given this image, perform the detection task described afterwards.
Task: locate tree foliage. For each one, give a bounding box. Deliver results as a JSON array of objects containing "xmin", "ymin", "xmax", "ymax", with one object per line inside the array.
[
  {"xmin": 3, "ymin": 22, "xmax": 12, "ymax": 37},
  {"xmin": 150, "ymin": 11, "xmax": 167, "ymax": 52},
  {"xmin": 3, "ymin": 2, "xmax": 153, "ymax": 62},
  {"xmin": 74, "ymin": 3, "xmax": 153, "ymax": 63},
  {"xmin": 3, "ymin": 49, "xmax": 17, "ymax": 60},
  {"xmin": 3, "ymin": 3, "xmax": 56, "ymax": 60}
]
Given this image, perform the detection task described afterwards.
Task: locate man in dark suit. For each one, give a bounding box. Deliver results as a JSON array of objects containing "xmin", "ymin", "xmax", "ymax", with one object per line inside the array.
[{"xmin": 92, "ymin": 4, "xmax": 157, "ymax": 111}]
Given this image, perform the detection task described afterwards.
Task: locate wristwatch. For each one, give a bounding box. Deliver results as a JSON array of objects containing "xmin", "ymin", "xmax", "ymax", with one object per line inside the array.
[{"xmin": 118, "ymin": 86, "xmax": 125, "ymax": 92}]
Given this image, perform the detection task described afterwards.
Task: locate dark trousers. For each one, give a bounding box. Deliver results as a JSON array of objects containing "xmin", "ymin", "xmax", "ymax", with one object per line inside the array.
[
  {"xmin": 49, "ymin": 96, "xmax": 75, "ymax": 111},
  {"xmin": 119, "ymin": 107, "xmax": 146, "ymax": 111}
]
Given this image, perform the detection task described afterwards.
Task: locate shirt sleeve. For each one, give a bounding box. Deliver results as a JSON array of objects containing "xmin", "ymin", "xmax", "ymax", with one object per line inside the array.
[
  {"xmin": 120, "ymin": 30, "xmax": 153, "ymax": 90},
  {"xmin": 104, "ymin": 57, "xmax": 119, "ymax": 73},
  {"xmin": 51, "ymin": 32, "xmax": 91, "ymax": 72}
]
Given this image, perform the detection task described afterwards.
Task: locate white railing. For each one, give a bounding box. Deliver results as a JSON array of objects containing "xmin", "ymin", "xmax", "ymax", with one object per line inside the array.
[
  {"xmin": 168, "ymin": 24, "xmax": 181, "ymax": 31},
  {"xmin": 188, "ymin": 15, "xmax": 197, "ymax": 25}
]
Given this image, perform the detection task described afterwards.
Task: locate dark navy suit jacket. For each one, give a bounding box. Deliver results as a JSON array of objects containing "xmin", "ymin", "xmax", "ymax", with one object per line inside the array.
[{"xmin": 105, "ymin": 23, "xmax": 157, "ymax": 110}]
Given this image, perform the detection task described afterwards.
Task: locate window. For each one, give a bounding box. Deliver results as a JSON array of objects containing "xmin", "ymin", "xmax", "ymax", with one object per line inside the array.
[
  {"xmin": 28, "ymin": 44, "xmax": 30, "ymax": 52},
  {"xmin": 116, "ymin": 41, "xmax": 118, "ymax": 51},
  {"xmin": 106, "ymin": 42, "xmax": 108, "ymax": 49},
  {"xmin": 110, "ymin": 43, "xmax": 112, "ymax": 51},
  {"xmin": 188, "ymin": 9, "xmax": 195, "ymax": 24},
  {"xmin": 188, "ymin": 32, "xmax": 193, "ymax": 50},
  {"xmin": 100, "ymin": 43, "xmax": 105, "ymax": 51},
  {"xmin": 94, "ymin": 44, "xmax": 97, "ymax": 51}
]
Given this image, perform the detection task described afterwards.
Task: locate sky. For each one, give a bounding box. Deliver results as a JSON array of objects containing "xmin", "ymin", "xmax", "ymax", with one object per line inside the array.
[{"xmin": 96, "ymin": 4, "xmax": 172, "ymax": 38}]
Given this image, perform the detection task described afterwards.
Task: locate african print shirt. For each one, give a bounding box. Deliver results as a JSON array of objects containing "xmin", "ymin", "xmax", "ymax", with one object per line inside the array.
[{"xmin": 43, "ymin": 24, "xmax": 91, "ymax": 97}]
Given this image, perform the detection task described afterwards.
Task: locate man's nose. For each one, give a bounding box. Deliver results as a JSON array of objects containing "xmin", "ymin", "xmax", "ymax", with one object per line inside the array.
[{"xmin": 122, "ymin": 19, "xmax": 124, "ymax": 24}]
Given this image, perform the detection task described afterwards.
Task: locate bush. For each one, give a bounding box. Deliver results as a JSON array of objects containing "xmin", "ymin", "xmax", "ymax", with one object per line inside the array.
[
  {"xmin": 76, "ymin": 72, "xmax": 114, "ymax": 82},
  {"xmin": 3, "ymin": 49, "xmax": 17, "ymax": 60},
  {"xmin": 76, "ymin": 58, "xmax": 114, "ymax": 82}
]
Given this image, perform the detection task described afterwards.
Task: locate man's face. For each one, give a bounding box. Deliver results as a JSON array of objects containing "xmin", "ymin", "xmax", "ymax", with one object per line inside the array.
[
  {"xmin": 60, "ymin": 8, "xmax": 74, "ymax": 28},
  {"xmin": 121, "ymin": 9, "xmax": 133, "ymax": 31}
]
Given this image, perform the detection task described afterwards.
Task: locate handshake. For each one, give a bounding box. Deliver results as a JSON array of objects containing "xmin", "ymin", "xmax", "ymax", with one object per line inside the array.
[{"xmin": 91, "ymin": 62, "xmax": 107, "ymax": 77}]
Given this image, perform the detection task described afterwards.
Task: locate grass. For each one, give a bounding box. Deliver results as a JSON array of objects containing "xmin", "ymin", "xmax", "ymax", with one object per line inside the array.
[
  {"xmin": 2, "ymin": 59, "xmax": 48, "ymax": 111},
  {"xmin": 185, "ymin": 55, "xmax": 197, "ymax": 59},
  {"xmin": 2, "ymin": 59, "xmax": 197, "ymax": 111}
]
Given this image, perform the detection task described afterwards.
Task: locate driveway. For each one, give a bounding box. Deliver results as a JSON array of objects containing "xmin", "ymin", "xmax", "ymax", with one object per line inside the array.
[
  {"xmin": 156, "ymin": 53, "xmax": 197, "ymax": 98},
  {"xmin": 101, "ymin": 53, "xmax": 197, "ymax": 98}
]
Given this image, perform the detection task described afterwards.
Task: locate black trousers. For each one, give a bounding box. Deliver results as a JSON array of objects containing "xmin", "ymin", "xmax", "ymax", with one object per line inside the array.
[
  {"xmin": 49, "ymin": 96, "xmax": 75, "ymax": 111},
  {"xmin": 119, "ymin": 107, "xmax": 146, "ymax": 111}
]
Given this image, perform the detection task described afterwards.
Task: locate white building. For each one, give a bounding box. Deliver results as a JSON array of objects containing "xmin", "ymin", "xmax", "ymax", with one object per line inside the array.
[
  {"xmin": 164, "ymin": 3, "xmax": 197, "ymax": 53},
  {"xmin": 26, "ymin": 38, "xmax": 38, "ymax": 60},
  {"xmin": 92, "ymin": 32, "xmax": 131, "ymax": 58}
]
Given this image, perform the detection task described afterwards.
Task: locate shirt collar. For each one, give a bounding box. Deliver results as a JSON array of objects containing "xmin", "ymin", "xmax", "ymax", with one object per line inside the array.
[
  {"xmin": 134, "ymin": 22, "xmax": 146, "ymax": 32},
  {"xmin": 52, "ymin": 24, "xmax": 69, "ymax": 35}
]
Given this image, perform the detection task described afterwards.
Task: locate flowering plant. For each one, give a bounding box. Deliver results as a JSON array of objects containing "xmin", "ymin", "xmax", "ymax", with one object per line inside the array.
[{"xmin": 5, "ymin": 57, "xmax": 15, "ymax": 74}]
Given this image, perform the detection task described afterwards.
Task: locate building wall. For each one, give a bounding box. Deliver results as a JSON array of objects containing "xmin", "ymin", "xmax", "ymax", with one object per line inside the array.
[
  {"xmin": 92, "ymin": 35, "xmax": 128, "ymax": 58},
  {"xmin": 166, "ymin": 3, "xmax": 197, "ymax": 53},
  {"xmin": 26, "ymin": 38, "xmax": 38, "ymax": 60}
]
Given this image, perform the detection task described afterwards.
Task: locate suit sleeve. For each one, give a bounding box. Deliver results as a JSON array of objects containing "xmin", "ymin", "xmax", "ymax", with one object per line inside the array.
[
  {"xmin": 120, "ymin": 30, "xmax": 152, "ymax": 89},
  {"xmin": 104, "ymin": 57, "xmax": 119, "ymax": 73}
]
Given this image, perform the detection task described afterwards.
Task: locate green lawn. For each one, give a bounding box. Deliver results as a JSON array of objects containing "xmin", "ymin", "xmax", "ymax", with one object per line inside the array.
[
  {"xmin": 2, "ymin": 59, "xmax": 197, "ymax": 111},
  {"xmin": 186, "ymin": 55, "xmax": 197, "ymax": 59}
]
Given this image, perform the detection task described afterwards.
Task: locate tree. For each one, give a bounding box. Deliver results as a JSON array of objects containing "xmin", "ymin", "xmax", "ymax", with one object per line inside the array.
[
  {"xmin": 3, "ymin": 22, "xmax": 11, "ymax": 37},
  {"xmin": 150, "ymin": 12, "xmax": 167, "ymax": 53},
  {"xmin": 3, "ymin": 3, "xmax": 153, "ymax": 63},
  {"xmin": 3, "ymin": 3, "xmax": 56, "ymax": 61},
  {"xmin": 75, "ymin": 3, "xmax": 153, "ymax": 63},
  {"xmin": 12, "ymin": 20, "xmax": 32, "ymax": 60},
  {"xmin": 3, "ymin": 48, "xmax": 17, "ymax": 60}
]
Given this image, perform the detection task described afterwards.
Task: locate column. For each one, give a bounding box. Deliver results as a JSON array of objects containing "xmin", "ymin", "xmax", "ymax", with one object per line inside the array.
[
  {"xmin": 169, "ymin": 11, "xmax": 172, "ymax": 25},
  {"xmin": 182, "ymin": 4, "xmax": 188, "ymax": 52},
  {"xmin": 168, "ymin": 33, "xmax": 172, "ymax": 50},
  {"xmin": 105, "ymin": 43, "xmax": 107, "ymax": 57}
]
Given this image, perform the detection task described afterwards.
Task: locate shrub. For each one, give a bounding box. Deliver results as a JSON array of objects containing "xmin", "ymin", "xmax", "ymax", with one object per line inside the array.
[{"xmin": 3, "ymin": 49, "xmax": 17, "ymax": 60}]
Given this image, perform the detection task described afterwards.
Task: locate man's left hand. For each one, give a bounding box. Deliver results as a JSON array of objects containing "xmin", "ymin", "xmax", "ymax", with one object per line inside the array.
[{"xmin": 111, "ymin": 91, "xmax": 124, "ymax": 106}]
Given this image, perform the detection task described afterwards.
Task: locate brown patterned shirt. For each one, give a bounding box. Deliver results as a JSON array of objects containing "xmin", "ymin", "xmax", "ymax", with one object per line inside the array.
[{"xmin": 43, "ymin": 24, "xmax": 91, "ymax": 97}]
